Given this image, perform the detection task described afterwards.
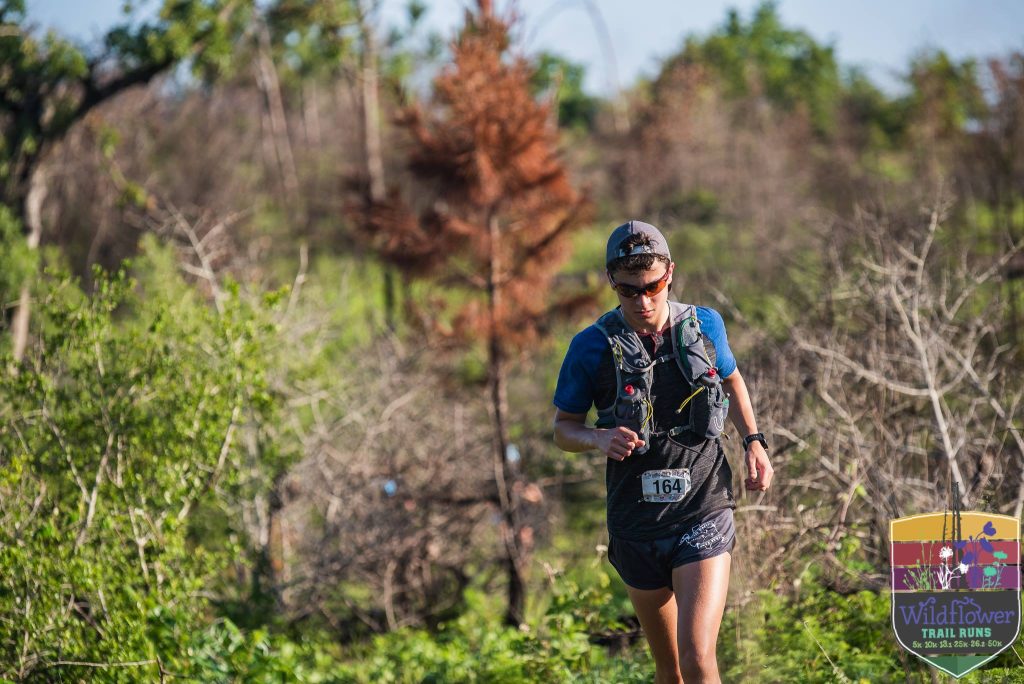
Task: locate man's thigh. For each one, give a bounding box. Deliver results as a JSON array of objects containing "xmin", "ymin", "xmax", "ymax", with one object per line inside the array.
[{"xmin": 671, "ymin": 552, "xmax": 731, "ymax": 652}]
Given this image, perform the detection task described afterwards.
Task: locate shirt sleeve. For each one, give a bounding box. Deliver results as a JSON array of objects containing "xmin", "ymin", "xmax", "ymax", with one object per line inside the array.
[
  {"xmin": 552, "ymin": 327, "xmax": 604, "ymax": 414},
  {"xmin": 697, "ymin": 306, "xmax": 737, "ymax": 378}
]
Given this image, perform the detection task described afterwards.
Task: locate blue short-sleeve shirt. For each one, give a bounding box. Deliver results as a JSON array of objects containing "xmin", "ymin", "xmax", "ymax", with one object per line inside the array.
[{"xmin": 553, "ymin": 305, "xmax": 736, "ymax": 414}]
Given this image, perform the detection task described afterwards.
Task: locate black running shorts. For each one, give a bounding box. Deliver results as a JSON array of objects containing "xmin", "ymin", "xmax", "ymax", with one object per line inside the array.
[{"xmin": 607, "ymin": 507, "xmax": 736, "ymax": 590}]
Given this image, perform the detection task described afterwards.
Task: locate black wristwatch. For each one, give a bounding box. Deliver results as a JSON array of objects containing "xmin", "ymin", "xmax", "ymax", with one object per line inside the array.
[{"xmin": 742, "ymin": 432, "xmax": 768, "ymax": 451}]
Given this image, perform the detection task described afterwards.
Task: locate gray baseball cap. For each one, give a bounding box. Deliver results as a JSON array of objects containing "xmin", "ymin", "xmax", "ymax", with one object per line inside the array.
[{"xmin": 605, "ymin": 220, "xmax": 671, "ymax": 267}]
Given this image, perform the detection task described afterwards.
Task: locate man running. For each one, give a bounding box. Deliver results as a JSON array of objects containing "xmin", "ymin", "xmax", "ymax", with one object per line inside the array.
[{"xmin": 552, "ymin": 220, "xmax": 773, "ymax": 683}]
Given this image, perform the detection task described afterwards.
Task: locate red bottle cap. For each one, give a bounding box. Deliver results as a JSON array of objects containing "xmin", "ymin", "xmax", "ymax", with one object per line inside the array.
[
  {"xmin": 624, "ymin": 384, "xmax": 635, "ymax": 395},
  {"xmin": 708, "ymin": 369, "xmax": 716, "ymax": 377}
]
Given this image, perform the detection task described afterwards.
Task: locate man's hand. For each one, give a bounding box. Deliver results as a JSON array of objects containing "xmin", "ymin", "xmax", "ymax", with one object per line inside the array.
[
  {"xmin": 744, "ymin": 442, "xmax": 773, "ymax": 491},
  {"xmin": 552, "ymin": 409, "xmax": 644, "ymax": 459},
  {"xmin": 596, "ymin": 426, "xmax": 645, "ymax": 461}
]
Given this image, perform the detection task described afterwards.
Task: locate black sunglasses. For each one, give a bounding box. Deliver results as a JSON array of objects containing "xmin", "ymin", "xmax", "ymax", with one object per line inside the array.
[{"xmin": 608, "ymin": 270, "xmax": 670, "ymax": 298}]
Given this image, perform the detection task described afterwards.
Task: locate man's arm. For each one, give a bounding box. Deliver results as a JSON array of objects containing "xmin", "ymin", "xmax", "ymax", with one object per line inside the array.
[
  {"xmin": 553, "ymin": 409, "xmax": 645, "ymax": 461},
  {"xmin": 722, "ymin": 369, "xmax": 774, "ymax": 491}
]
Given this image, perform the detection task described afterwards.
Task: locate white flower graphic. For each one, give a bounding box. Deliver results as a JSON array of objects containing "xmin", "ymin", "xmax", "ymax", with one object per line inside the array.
[{"xmin": 935, "ymin": 545, "xmax": 970, "ymax": 590}]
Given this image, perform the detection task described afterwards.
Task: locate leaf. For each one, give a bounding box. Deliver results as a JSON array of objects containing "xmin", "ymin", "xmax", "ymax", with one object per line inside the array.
[
  {"xmin": 983, "ymin": 521, "xmax": 997, "ymax": 536},
  {"xmin": 983, "ymin": 566, "xmax": 997, "ymax": 577},
  {"xmin": 993, "ymin": 551, "xmax": 1008, "ymax": 560},
  {"xmin": 954, "ymin": 540, "xmax": 968, "ymax": 549},
  {"xmin": 962, "ymin": 552, "xmax": 975, "ymax": 564},
  {"xmin": 980, "ymin": 538, "xmax": 994, "ymax": 553}
]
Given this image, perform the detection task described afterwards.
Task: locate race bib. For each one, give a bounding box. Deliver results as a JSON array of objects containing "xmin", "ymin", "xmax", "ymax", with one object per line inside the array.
[{"xmin": 641, "ymin": 468, "xmax": 691, "ymax": 503}]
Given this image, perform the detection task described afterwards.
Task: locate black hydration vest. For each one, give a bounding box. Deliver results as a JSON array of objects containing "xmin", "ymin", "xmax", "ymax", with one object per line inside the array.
[
  {"xmin": 593, "ymin": 301, "xmax": 729, "ymax": 450},
  {"xmin": 591, "ymin": 302, "xmax": 736, "ymax": 541}
]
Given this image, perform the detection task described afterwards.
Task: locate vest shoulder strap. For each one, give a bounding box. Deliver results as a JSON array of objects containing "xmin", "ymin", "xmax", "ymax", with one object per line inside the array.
[
  {"xmin": 669, "ymin": 301, "xmax": 717, "ymax": 383},
  {"xmin": 594, "ymin": 308, "xmax": 655, "ymax": 371}
]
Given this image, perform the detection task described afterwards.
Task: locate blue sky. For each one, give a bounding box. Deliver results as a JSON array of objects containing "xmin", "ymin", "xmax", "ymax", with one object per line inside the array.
[{"xmin": 24, "ymin": 0, "xmax": 1024, "ymax": 94}]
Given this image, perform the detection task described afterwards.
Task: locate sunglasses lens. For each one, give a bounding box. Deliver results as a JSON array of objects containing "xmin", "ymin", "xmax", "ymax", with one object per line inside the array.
[
  {"xmin": 615, "ymin": 276, "xmax": 668, "ymax": 298},
  {"xmin": 615, "ymin": 284, "xmax": 640, "ymax": 297},
  {"xmin": 645, "ymin": 279, "xmax": 668, "ymax": 296},
  {"xmin": 610, "ymin": 269, "xmax": 671, "ymax": 298}
]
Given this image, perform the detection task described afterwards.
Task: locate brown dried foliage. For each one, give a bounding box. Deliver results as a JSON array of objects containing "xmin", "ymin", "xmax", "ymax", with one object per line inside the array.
[
  {"xmin": 277, "ymin": 341, "xmax": 505, "ymax": 633},
  {"xmin": 364, "ymin": 0, "xmax": 591, "ymax": 350}
]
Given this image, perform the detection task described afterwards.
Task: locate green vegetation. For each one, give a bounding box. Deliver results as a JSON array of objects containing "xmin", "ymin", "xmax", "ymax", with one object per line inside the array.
[
  {"xmin": 0, "ymin": 241, "xmax": 282, "ymax": 678},
  {"xmin": 674, "ymin": 2, "xmax": 841, "ymax": 134},
  {"xmin": 531, "ymin": 52, "xmax": 601, "ymax": 131},
  {"xmin": 2, "ymin": 0, "xmax": 1023, "ymax": 681}
]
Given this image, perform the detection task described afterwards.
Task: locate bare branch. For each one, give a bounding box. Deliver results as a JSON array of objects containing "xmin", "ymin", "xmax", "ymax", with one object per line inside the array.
[
  {"xmin": 797, "ymin": 341, "xmax": 931, "ymax": 397},
  {"xmin": 74, "ymin": 431, "xmax": 114, "ymax": 551}
]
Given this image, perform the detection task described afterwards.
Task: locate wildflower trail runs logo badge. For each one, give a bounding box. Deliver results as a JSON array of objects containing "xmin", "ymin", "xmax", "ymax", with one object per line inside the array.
[{"xmin": 891, "ymin": 512, "xmax": 1021, "ymax": 678}]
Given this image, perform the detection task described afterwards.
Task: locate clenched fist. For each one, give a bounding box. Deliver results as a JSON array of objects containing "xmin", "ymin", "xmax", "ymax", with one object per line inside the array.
[{"xmin": 597, "ymin": 426, "xmax": 646, "ymax": 461}]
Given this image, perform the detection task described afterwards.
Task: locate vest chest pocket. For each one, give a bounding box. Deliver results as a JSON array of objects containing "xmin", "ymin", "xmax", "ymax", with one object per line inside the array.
[
  {"xmin": 679, "ymin": 316, "xmax": 701, "ymax": 347},
  {"xmin": 687, "ymin": 387, "xmax": 729, "ymax": 439},
  {"xmin": 611, "ymin": 373, "xmax": 652, "ymax": 454}
]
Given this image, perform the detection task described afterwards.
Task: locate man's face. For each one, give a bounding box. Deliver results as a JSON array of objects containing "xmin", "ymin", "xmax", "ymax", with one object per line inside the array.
[{"xmin": 608, "ymin": 261, "xmax": 675, "ymax": 330}]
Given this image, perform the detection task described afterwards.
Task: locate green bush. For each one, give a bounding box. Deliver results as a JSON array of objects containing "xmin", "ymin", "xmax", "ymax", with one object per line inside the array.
[
  {"xmin": 0, "ymin": 244, "xmax": 278, "ymax": 680},
  {"xmin": 721, "ymin": 573, "xmax": 1024, "ymax": 683},
  {"xmin": 0, "ymin": 206, "xmax": 38, "ymax": 323},
  {"xmin": 330, "ymin": 579, "xmax": 650, "ymax": 684}
]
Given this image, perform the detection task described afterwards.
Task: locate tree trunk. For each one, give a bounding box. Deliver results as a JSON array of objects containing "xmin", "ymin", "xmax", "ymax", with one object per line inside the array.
[
  {"xmin": 357, "ymin": 8, "xmax": 396, "ymax": 331},
  {"xmin": 301, "ymin": 80, "xmax": 322, "ymax": 150},
  {"xmin": 359, "ymin": 21, "xmax": 385, "ymax": 204},
  {"xmin": 255, "ymin": 23, "xmax": 300, "ymax": 213},
  {"xmin": 11, "ymin": 164, "xmax": 48, "ymax": 362},
  {"xmin": 246, "ymin": 430, "xmax": 285, "ymax": 620},
  {"xmin": 486, "ymin": 212, "xmax": 526, "ymax": 627}
]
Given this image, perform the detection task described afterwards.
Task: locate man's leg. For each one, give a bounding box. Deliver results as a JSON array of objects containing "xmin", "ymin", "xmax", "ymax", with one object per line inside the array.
[
  {"xmin": 671, "ymin": 552, "xmax": 731, "ymax": 683},
  {"xmin": 624, "ymin": 584, "xmax": 683, "ymax": 684}
]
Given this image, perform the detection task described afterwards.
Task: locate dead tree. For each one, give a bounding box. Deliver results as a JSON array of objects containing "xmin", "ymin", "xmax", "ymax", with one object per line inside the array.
[{"xmin": 361, "ymin": 0, "xmax": 589, "ymax": 625}]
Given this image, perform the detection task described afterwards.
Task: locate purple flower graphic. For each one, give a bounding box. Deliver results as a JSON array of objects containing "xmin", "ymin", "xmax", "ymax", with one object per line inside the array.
[{"xmin": 956, "ymin": 520, "xmax": 1003, "ymax": 589}]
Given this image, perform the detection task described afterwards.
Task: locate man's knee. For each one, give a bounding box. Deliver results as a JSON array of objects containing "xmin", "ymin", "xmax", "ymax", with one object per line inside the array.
[
  {"xmin": 654, "ymin": 667, "xmax": 683, "ymax": 684},
  {"xmin": 678, "ymin": 640, "xmax": 718, "ymax": 679}
]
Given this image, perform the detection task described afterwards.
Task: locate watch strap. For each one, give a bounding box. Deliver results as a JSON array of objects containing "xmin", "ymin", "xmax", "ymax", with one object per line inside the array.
[{"xmin": 743, "ymin": 432, "xmax": 768, "ymax": 451}]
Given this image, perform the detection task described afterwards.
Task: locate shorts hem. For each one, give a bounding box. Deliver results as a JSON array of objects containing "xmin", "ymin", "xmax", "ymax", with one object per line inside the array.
[
  {"xmin": 619, "ymin": 578, "xmax": 671, "ymax": 591},
  {"xmin": 608, "ymin": 539, "xmax": 672, "ymax": 591}
]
